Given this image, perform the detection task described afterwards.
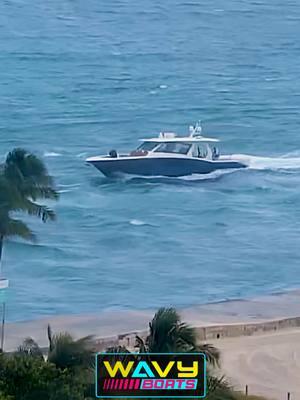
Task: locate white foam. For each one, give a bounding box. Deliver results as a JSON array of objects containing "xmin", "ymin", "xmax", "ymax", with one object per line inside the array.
[
  {"xmin": 59, "ymin": 183, "xmax": 81, "ymax": 188},
  {"xmin": 231, "ymin": 153, "xmax": 300, "ymax": 171},
  {"xmin": 44, "ymin": 152, "xmax": 62, "ymax": 157},
  {"xmin": 180, "ymin": 169, "xmax": 236, "ymax": 181},
  {"xmin": 58, "ymin": 189, "xmax": 73, "ymax": 194},
  {"xmin": 129, "ymin": 219, "xmax": 146, "ymax": 226},
  {"xmin": 76, "ymin": 152, "xmax": 88, "ymax": 158},
  {"xmin": 118, "ymin": 170, "xmax": 237, "ymax": 182}
]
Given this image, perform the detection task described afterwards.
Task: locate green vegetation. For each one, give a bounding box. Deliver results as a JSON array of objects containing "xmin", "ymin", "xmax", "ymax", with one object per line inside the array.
[
  {"xmin": 0, "ymin": 149, "xmax": 59, "ymax": 350},
  {"xmin": 0, "ymin": 148, "xmax": 59, "ymax": 267},
  {"xmin": 0, "ymin": 307, "xmax": 260, "ymax": 400},
  {"xmin": 0, "ymin": 354, "xmax": 87, "ymax": 400},
  {"xmin": 0, "ymin": 325, "xmax": 95, "ymax": 400},
  {"xmin": 136, "ymin": 308, "xmax": 234, "ymax": 400},
  {"xmin": 17, "ymin": 324, "xmax": 95, "ymax": 371},
  {"xmin": 0, "ymin": 308, "xmax": 271, "ymax": 399},
  {"xmin": 136, "ymin": 307, "xmax": 220, "ymax": 366}
]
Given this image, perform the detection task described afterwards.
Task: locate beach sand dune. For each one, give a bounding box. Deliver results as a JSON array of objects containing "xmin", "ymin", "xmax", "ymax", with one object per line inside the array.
[{"xmin": 212, "ymin": 328, "xmax": 300, "ymax": 400}]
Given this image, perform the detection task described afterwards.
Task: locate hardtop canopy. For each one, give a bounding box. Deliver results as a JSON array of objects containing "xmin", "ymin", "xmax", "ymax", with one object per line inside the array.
[{"xmin": 139, "ymin": 136, "xmax": 220, "ymax": 143}]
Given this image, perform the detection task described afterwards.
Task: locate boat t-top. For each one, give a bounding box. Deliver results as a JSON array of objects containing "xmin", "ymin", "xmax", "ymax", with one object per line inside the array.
[{"xmin": 86, "ymin": 122, "xmax": 247, "ymax": 177}]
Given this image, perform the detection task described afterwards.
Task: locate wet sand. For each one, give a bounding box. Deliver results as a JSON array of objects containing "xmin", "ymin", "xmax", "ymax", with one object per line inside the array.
[{"xmin": 5, "ymin": 289, "xmax": 300, "ymax": 348}]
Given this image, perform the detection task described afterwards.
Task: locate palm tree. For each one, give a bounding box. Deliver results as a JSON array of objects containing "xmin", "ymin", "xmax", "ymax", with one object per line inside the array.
[
  {"xmin": 47, "ymin": 325, "xmax": 94, "ymax": 370},
  {"xmin": 17, "ymin": 324, "xmax": 95, "ymax": 371},
  {"xmin": 0, "ymin": 148, "xmax": 59, "ymax": 350},
  {"xmin": 135, "ymin": 308, "xmax": 235, "ymax": 399},
  {"xmin": 16, "ymin": 311, "xmax": 235, "ymax": 400},
  {"xmin": 136, "ymin": 307, "xmax": 220, "ymax": 366},
  {"xmin": 0, "ymin": 175, "xmax": 35, "ymax": 272},
  {"xmin": 206, "ymin": 378, "xmax": 235, "ymax": 400}
]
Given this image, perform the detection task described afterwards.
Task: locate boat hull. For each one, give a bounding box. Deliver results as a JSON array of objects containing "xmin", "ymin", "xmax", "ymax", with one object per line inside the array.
[{"xmin": 87, "ymin": 157, "xmax": 246, "ymax": 177}]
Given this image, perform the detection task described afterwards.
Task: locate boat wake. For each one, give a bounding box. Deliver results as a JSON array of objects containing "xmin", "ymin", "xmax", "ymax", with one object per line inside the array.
[
  {"xmin": 120, "ymin": 153, "xmax": 300, "ymax": 182},
  {"xmin": 231, "ymin": 153, "xmax": 300, "ymax": 171}
]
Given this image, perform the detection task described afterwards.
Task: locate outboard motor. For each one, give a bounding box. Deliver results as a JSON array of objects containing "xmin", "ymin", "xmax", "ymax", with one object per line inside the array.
[{"xmin": 109, "ymin": 149, "xmax": 118, "ymax": 158}]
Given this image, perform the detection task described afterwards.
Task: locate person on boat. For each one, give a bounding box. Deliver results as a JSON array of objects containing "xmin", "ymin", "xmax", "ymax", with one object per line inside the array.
[
  {"xmin": 109, "ymin": 149, "xmax": 118, "ymax": 158},
  {"xmin": 212, "ymin": 147, "xmax": 220, "ymax": 160}
]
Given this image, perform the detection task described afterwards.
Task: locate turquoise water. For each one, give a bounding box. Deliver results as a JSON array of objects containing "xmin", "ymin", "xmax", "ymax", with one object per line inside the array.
[{"xmin": 1, "ymin": 0, "xmax": 300, "ymax": 321}]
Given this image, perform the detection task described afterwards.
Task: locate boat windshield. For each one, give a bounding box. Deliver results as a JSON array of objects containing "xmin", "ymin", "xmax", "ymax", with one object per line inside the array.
[
  {"xmin": 137, "ymin": 142, "xmax": 158, "ymax": 152},
  {"xmin": 154, "ymin": 142, "xmax": 191, "ymax": 155}
]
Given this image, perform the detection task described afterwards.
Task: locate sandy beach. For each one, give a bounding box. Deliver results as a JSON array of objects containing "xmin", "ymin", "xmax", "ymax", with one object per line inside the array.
[
  {"xmin": 212, "ymin": 328, "xmax": 300, "ymax": 400},
  {"xmin": 4, "ymin": 290, "xmax": 300, "ymax": 398},
  {"xmin": 6, "ymin": 321, "xmax": 299, "ymax": 399}
]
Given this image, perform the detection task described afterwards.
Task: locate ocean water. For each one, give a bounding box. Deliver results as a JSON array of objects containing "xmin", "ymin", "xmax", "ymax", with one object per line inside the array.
[{"xmin": 1, "ymin": 0, "xmax": 300, "ymax": 322}]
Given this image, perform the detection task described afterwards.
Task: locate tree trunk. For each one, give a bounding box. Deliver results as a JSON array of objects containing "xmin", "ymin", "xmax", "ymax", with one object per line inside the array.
[
  {"xmin": 0, "ymin": 236, "xmax": 5, "ymax": 351},
  {"xmin": 0, "ymin": 236, "xmax": 3, "ymax": 277},
  {"xmin": 0, "ymin": 302, "xmax": 5, "ymax": 351}
]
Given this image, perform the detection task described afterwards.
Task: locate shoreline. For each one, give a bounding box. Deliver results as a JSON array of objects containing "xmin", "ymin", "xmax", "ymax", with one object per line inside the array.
[
  {"xmin": 5, "ymin": 290, "xmax": 300, "ymax": 399},
  {"xmin": 6, "ymin": 314, "xmax": 300, "ymax": 400},
  {"xmin": 7, "ymin": 287, "xmax": 300, "ymax": 325},
  {"xmin": 5, "ymin": 288, "xmax": 300, "ymax": 350}
]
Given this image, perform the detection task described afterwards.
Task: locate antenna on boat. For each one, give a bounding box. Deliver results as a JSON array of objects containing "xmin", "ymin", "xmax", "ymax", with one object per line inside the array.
[{"xmin": 189, "ymin": 120, "xmax": 202, "ymax": 137}]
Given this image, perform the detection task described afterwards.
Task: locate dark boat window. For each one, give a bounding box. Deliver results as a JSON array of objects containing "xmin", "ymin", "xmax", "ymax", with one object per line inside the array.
[
  {"xmin": 137, "ymin": 142, "xmax": 158, "ymax": 151},
  {"xmin": 154, "ymin": 142, "xmax": 191, "ymax": 155}
]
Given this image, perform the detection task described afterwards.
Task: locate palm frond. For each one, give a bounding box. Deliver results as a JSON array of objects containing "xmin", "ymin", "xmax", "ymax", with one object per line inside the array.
[
  {"xmin": 23, "ymin": 199, "xmax": 56, "ymax": 222},
  {"xmin": 140, "ymin": 307, "xmax": 221, "ymax": 369},
  {"xmin": 0, "ymin": 176, "xmax": 25, "ymax": 213},
  {"xmin": 145, "ymin": 308, "xmax": 200, "ymax": 353},
  {"xmin": 152, "ymin": 308, "xmax": 181, "ymax": 329},
  {"xmin": 75, "ymin": 335, "xmax": 95, "ymax": 351},
  {"xmin": 3, "ymin": 218, "xmax": 36, "ymax": 242},
  {"xmin": 48, "ymin": 332, "xmax": 95, "ymax": 370},
  {"xmin": 5, "ymin": 149, "xmax": 52, "ymax": 186},
  {"xmin": 176, "ymin": 322, "xmax": 198, "ymax": 351},
  {"xmin": 48, "ymin": 332, "xmax": 77, "ymax": 369},
  {"xmin": 147, "ymin": 307, "xmax": 182, "ymax": 352},
  {"xmin": 197, "ymin": 343, "xmax": 220, "ymax": 367},
  {"xmin": 4, "ymin": 148, "xmax": 59, "ymax": 201},
  {"xmin": 206, "ymin": 374, "xmax": 235, "ymax": 400},
  {"xmin": 25, "ymin": 185, "xmax": 59, "ymax": 201},
  {"xmin": 1, "ymin": 148, "xmax": 59, "ymax": 236}
]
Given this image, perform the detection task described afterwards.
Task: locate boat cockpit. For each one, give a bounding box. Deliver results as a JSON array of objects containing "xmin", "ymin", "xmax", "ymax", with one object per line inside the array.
[
  {"xmin": 108, "ymin": 123, "xmax": 221, "ymax": 160},
  {"xmin": 131, "ymin": 140, "xmax": 220, "ymax": 160}
]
